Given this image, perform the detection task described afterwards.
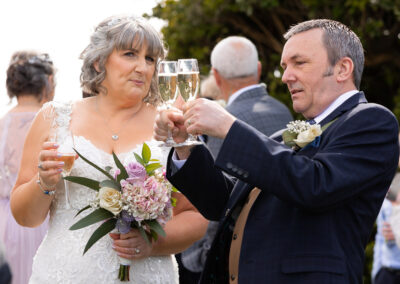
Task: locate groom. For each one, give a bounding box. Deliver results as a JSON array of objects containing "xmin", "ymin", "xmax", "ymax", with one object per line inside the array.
[{"xmin": 154, "ymin": 19, "xmax": 399, "ymax": 283}]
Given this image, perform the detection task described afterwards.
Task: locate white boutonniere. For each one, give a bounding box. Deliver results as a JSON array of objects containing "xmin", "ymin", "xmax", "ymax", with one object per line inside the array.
[
  {"xmin": 282, "ymin": 117, "xmax": 338, "ymax": 150},
  {"xmin": 282, "ymin": 120, "xmax": 321, "ymax": 150}
]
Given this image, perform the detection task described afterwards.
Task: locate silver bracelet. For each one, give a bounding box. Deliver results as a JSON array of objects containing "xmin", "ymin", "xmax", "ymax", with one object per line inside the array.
[{"xmin": 36, "ymin": 174, "xmax": 56, "ymax": 196}]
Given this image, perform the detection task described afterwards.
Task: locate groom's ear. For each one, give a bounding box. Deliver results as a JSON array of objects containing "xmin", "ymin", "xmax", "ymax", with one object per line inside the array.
[{"xmin": 335, "ymin": 57, "xmax": 354, "ymax": 84}]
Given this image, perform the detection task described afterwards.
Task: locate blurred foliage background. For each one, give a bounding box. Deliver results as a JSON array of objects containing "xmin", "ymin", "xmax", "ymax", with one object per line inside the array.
[
  {"xmin": 147, "ymin": 0, "xmax": 400, "ymax": 122},
  {"xmin": 146, "ymin": 0, "xmax": 400, "ymax": 282}
]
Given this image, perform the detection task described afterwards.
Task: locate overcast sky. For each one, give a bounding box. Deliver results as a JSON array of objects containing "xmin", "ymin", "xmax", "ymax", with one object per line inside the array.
[{"xmin": 0, "ymin": 0, "xmax": 163, "ymax": 115}]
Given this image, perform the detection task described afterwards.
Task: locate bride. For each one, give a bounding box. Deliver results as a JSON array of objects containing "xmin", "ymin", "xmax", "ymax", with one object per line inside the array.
[{"xmin": 10, "ymin": 15, "xmax": 208, "ymax": 283}]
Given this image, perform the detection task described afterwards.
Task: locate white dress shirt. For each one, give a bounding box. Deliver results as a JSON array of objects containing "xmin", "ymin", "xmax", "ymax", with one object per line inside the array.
[{"xmin": 313, "ymin": 90, "xmax": 359, "ymax": 123}]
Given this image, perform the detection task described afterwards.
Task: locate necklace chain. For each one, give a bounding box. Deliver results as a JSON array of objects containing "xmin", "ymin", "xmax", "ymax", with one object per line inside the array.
[{"xmin": 95, "ymin": 98, "xmax": 132, "ymax": 141}]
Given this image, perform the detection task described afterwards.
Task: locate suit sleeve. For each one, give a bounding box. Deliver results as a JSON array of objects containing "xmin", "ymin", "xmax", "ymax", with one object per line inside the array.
[
  {"xmin": 166, "ymin": 145, "xmax": 235, "ymax": 220},
  {"xmin": 215, "ymin": 105, "xmax": 399, "ymax": 211}
]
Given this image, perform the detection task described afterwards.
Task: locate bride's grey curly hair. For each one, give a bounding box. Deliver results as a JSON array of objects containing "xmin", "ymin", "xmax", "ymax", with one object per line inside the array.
[{"xmin": 80, "ymin": 15, "xmax": 166, "ymax": 106}]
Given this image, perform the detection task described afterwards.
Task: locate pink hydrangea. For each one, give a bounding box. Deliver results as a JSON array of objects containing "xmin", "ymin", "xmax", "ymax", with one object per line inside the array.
[{"xmin": 120, "ymin": 175, "xmax": 172, "ymax": 224}]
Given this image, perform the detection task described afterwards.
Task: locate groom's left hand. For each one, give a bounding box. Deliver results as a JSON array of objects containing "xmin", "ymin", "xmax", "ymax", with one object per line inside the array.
[{"xmin": 110, "ymin": 229, "xmax": 152, "ymax": 260}]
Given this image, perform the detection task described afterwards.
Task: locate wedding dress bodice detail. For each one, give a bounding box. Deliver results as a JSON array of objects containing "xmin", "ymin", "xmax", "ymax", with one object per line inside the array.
[{"xmin": 30, "ymin": 101, "xmax": 178, "ymax": 284}]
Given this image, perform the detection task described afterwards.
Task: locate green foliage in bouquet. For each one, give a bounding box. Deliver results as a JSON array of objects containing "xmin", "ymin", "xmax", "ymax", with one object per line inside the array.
[{"xmin": 65, "ymin": 143, "xmax": 175, "ymax": 255}]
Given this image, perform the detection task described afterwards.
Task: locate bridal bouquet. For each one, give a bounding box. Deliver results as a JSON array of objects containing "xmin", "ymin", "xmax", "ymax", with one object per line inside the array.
[{"xmin": 64, "ymin": 143, "xmax": 175, "ymax": 281}]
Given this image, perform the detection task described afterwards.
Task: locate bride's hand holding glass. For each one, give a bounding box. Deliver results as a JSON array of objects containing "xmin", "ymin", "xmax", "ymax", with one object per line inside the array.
[
  {"xmin": 37, "ymin": 141, "xmax": 65, "ymax": 195},
  {"xmin": 154, "ymin": 106, "xmax": 188, "ymax": 144}
]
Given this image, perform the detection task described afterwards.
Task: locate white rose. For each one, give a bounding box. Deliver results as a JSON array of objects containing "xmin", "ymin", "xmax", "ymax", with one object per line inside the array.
[
  {"xmin": 98, "ymin": 187, "xmax": 122, "ymax": 215},
  {"xmin": 294, "ymin": 124, "xmax": 322, "ymax": 148}
]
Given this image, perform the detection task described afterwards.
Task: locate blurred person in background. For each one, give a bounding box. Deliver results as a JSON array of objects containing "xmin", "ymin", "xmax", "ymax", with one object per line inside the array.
[
  {"xmin": 0, "ymin": 239, "xmax": 11, "ymax": 284},
  {"xmin": 205, "ymin": 36, "xmax": 293, "ymax": 158},
  {"xmin": 0, "ymin": 51, "xmax": 55, "ymax": 284},
  {"xmin": 373, "ymin": 150, "xmax": 400, "ymax": 284},
  {"xmin": 198, "ymin": 73, "xmax": 226, "ymax": 107},
  {"xmin": 372, "ymin": 189, "xmax": 400, "ymax": 284}
]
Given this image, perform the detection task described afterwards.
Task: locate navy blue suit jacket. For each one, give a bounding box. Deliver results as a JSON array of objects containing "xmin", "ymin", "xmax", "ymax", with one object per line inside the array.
[{"xmin": 167, "ymin": 92, "xmax": 399, "ymax": 284}]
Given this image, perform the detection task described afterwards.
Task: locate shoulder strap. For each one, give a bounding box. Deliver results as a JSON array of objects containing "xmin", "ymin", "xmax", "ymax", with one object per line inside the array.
[{"xmin": 42, "ymin": 101, "xmax": 73, "ymax": 141}]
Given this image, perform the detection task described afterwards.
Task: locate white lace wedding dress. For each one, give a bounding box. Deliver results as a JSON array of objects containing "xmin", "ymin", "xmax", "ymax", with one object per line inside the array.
[{"xmin": 30, "ymin": 102, "xmax": 179, "ymax": 284}]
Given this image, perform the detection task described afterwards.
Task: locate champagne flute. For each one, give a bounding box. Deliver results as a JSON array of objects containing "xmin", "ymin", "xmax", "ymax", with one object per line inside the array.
[
  {"xmin": 177, "ymin": 58, "xmax": 202, "ymax": 146},
  {"xmin": 158, "ymin": 60, "xmax": 179, "ymax": 147},
  {"xmin": 56, "ymin": 153, "xmax": 76, "ymax": 176},
  {"xmin": 51, "ymin": 130, "xmax": 76, "ymax": 209}
]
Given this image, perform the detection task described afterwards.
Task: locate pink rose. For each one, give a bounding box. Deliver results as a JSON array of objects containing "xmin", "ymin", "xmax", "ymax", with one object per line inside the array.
[{"xmin": 125, "ymin": 162, "xmax": 146, "ymax": 182}]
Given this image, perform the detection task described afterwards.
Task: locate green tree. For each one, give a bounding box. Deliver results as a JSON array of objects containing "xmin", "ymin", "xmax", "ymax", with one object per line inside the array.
[{"xmin": 149, "ymin": 0, "xmax": 400, "ymax": 122}]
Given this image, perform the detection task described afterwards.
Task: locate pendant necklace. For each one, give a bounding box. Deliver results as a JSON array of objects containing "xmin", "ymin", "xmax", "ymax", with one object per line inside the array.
[{"xmin": 96, "ymin": 98, "xmax": 136, "ymax": 141}]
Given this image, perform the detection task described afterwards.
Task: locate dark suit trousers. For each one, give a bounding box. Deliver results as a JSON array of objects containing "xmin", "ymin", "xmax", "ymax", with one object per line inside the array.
[
  {"xmin": 175, "ymin": 253, "xmax": 201, "ymax": 284},
  {"xmin": 375, "ymin": 267, "xmax": 400, "ymax": 284}
]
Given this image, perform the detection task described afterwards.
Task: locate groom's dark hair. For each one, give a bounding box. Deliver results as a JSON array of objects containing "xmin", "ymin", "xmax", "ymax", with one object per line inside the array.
[{"xmin": 284, "ymin": 19, "xmax": 364, "ymax": 89}]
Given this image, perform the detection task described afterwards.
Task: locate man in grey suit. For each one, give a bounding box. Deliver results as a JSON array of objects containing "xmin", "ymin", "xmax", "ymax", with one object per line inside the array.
[
  {"xmin": 206, "ymin": 36, "xmax": 293, "ymax": 158},
  {"xmin": 179, "ymin": 36, "xmax": 293, "ymax": 282}
]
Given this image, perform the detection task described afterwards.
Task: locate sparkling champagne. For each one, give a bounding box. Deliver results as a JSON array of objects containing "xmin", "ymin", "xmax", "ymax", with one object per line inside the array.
[
  {"xmin": 177, "ymin": 72, "xmax": 199, "ymax": 102},
  {"xmin": 158, "ymin": 74, "xmax": 178, "ymax": 104},
  {"xmin": 55, "ymin": 153, "xmax": 75, "ymax": 176}
]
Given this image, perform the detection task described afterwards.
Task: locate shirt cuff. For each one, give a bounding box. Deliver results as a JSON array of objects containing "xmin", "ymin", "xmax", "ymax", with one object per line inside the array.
[{"xmin": 171, "ymin": 150, "xmax": 186, "ymax": 170}]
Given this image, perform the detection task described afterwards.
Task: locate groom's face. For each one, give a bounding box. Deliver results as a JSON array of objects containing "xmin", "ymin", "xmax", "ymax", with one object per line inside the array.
[{"xmin": 280, "ymin": 28, "xmax": 338, "ymax": 119}]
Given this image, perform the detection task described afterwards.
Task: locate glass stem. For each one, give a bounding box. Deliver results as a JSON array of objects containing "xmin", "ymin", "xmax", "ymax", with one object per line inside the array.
[
  {"xmin": 188, "ymin": 133, "xmax": 198, "ymax": 142},
  {"xmin": 166, "ymin": 129, "xmax": 173, "ymax": 143},
  {"xmin": 64, "ymin": 179, "xmax": 71, "ymax": 209}
]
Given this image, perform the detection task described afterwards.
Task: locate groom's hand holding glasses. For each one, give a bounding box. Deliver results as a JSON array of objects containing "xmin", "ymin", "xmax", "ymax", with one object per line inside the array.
[
  {"xmin": 182, "ymin": 98, "xmax": 236, "ymax": 139},
  {"xmin": 154, "ymin": 98, "xmax": 236, "ymax": 158}
]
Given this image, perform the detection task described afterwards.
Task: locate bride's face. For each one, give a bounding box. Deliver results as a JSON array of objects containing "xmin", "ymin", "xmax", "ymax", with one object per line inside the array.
[{"xmin": 101, "ymin": 40, "xmax": 156, "ymax": 101}]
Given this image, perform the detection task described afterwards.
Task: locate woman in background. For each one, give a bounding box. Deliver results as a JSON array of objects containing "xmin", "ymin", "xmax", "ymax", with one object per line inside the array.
[{"xmin": 0, "ymin": 51, "xmax": 55, "ymax": 284}]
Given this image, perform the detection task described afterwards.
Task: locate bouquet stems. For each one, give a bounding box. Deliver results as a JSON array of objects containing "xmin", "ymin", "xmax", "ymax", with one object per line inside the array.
[
  {"xmin": 118, "ymin": 264, "xmax": 130, "ymax": 281},
  {"xmin": 113, "ymin": 228, "xmax": 132, "ymax": 281}
]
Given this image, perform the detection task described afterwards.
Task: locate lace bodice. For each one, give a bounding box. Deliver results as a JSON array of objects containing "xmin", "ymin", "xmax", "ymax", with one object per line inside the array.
[{"xmin": 30, "ymin": 101, "xmax": 178, "ymax": 284}]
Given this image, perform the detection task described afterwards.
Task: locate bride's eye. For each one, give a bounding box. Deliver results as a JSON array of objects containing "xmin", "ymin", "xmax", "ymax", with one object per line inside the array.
[
  {"xmin": 145, "ymin": 56, "xmax": 155, "ymax": 64},
  {"xmin": 124, "ymin": 51, "xmax": 136, "ymax": 57}
]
